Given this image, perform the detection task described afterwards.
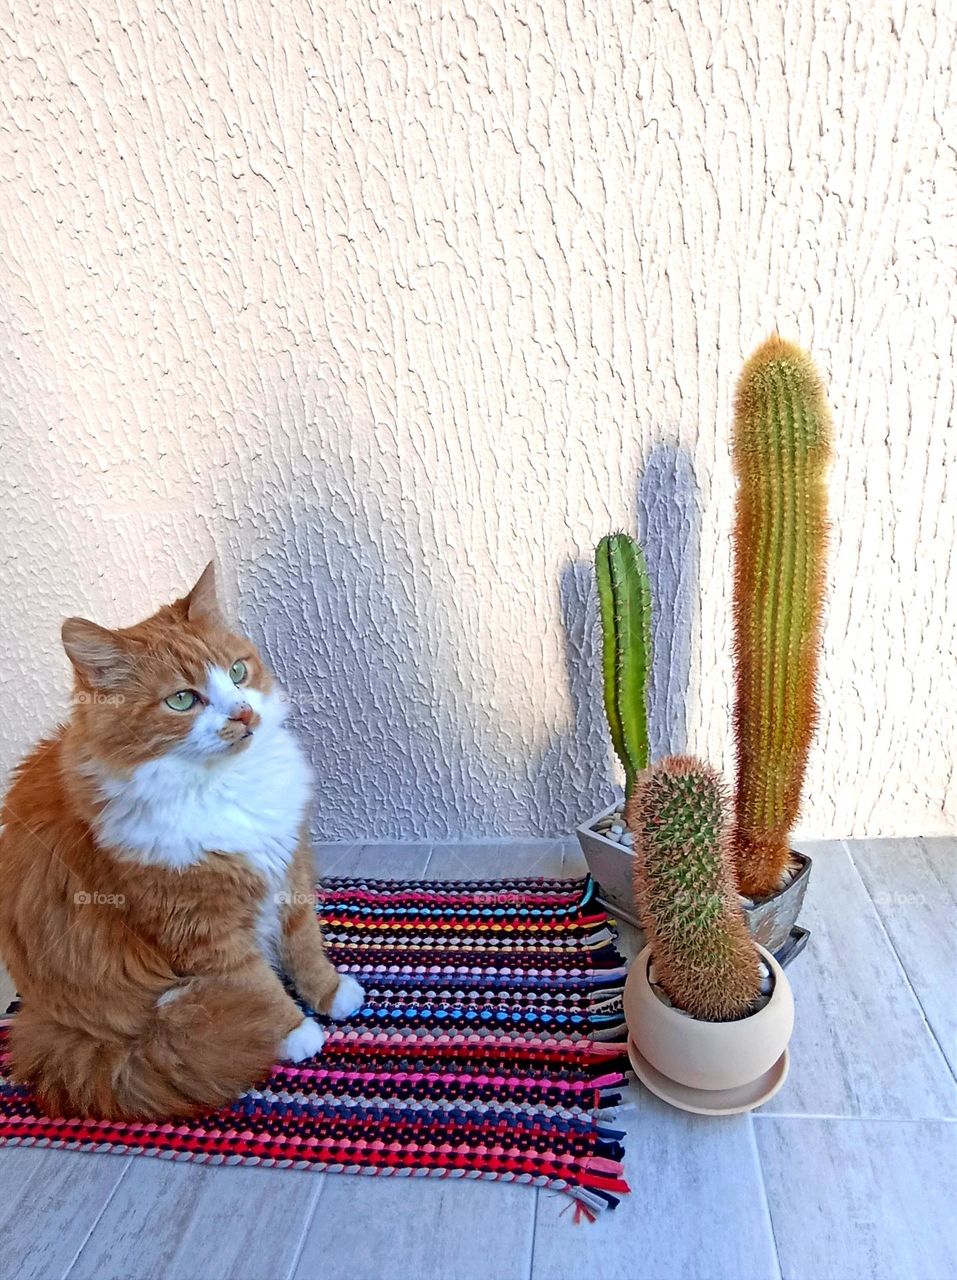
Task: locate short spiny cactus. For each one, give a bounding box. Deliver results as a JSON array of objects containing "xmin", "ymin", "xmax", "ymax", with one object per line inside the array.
[
  {"xmin": 731, "ymin": 337, "xmax": 832, "ymax": 899},
  {"xmin": 626, "ymin": 756, "xmax": 761, "ymax": 1021},
  {"xmin": 595, "ymin": 532, "xmax": 651, "ymax": 799}
]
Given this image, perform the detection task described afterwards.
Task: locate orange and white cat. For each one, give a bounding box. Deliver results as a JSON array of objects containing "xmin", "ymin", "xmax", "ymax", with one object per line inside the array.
[{"xmin": 0, "ymin": 563, "xmax": 363, "ymax": 1120}]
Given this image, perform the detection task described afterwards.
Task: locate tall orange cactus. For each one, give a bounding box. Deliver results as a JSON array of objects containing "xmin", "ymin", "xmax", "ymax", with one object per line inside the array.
[{"xmin": 731, "ymin": 337, "xmax": 832, "ymax": 899}]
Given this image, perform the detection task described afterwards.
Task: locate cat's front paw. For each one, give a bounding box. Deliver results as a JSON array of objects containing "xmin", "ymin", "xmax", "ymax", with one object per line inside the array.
[
  {"xmin": 278, "ymin": 1016, "xmax": 326, "ymax": 1062},
  {"xmin": 327, "ymin": 973, "xmax": 365, "ymax": 1021}
]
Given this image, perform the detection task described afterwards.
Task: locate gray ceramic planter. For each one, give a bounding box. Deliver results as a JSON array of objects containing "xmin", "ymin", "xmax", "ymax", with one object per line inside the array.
[
  {"xmin": 740, "ymin": 852, "xmax": 812, "ymax": 956},
  {"xmin": 575, "ymin": 802, "xmax": 642, "ymax": 928},
  {"xmin": 576, "ymin": 804, "xmax": 812, "ymax": 964}
]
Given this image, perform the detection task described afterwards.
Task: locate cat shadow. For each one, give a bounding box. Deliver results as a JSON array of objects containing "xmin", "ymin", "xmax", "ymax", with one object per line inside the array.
[
  {"xmin": 235, "ymin": 515, "xmax": 469, "ymax": 841},
  {"xmin": 209, "ymin": 350, "xmax": 486, "ymax": 841}
]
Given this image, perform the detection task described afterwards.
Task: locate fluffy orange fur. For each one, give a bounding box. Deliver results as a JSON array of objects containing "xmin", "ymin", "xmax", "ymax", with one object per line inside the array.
[{"xmin": 0, "ymin": 567, "xmax": 346, "ymax": 1119}]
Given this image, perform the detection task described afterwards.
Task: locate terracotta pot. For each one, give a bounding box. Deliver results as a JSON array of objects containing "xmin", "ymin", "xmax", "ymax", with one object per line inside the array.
[{"xmin": 623, "ymin": 944, "xmax": 794, "ymax": 1114}]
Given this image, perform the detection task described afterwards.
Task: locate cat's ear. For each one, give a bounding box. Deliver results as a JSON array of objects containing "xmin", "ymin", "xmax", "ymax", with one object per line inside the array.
[
  {"xmin": 61, "ymin": 618, "xmax": 135, "ymax": 689},
  {"xmin": 183, "ymin": 561, "xmax": 221, "ymax": 624}
]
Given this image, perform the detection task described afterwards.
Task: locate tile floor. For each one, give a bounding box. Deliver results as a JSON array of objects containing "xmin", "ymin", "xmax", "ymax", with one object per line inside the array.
[{"xmin": 0, "ymin": 837, "xmax": 953, "ymax": 1280}]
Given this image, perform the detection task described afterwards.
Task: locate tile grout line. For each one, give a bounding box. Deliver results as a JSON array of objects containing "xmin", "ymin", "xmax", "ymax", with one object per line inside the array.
[
  {"xmin": 59, "ymin": 1156, "xmax": 134, "ymax": 1280},
  {"xmin": 559, "ymin": 840, "xmax": 588, "ymax": 880},
  {"xmin": 282, "ymin": 1174, "xmax": 327, "ymax": 1280},
  {"xmin": 842, "ymin": 838, "xmax": 957, "ymax": 1092},
  {"xmin": 753, "ymin": 1113, "xmax": 957, "ymax": 1125},
  {"xmin": 747, "ymin": 1114, "xmax": 785, "ymax": 1280},
  {"xmin": 900, "ymin": 835, "xmax": 955, "ymax": 1082},
  {"xmin": 526, "ymin": 1186, "xmax": 539, "ymax": 1280}
]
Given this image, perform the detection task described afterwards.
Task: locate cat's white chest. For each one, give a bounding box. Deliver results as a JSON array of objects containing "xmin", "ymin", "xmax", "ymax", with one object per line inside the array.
[{"xmin": 93, "ymin": 726, "xmax": 312, "ymax": 881}]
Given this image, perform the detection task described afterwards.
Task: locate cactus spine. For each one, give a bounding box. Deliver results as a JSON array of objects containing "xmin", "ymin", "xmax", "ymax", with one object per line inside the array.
[
  {"xmin": 595, "ymin": 533, "xmax": 652, "ymax": 797},
  {"xmin": 626, "ymin": 757, "xmax": 761, "ymax": 1021},
  {"xmin": 732, "ymin": 337, "xmax": 832, "ymax": 899}
]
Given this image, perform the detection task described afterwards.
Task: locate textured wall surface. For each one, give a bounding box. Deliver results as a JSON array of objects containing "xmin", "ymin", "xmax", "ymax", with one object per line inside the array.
[{"xmin": 0, "ymin": 0, "xmax": 954, "ymax": 839}]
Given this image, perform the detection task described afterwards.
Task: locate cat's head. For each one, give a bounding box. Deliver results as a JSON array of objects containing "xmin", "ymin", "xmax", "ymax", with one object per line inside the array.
[{"xmin": 62, "ymin": 564, "xmax": 285, "ymax": 768}]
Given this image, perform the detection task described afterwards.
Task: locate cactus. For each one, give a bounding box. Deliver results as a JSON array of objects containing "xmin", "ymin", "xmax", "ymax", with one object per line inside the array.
[
  {"xmin": 731, "ymin": 337, "xmax": 832, "ymax": 900},
  {"xmin": 595, "ymin": 533, "xmax": 652, "ymax": 798},
  {"xmin": 626, "ymin": 756, "xmax": 761, "ymax": 1021}
]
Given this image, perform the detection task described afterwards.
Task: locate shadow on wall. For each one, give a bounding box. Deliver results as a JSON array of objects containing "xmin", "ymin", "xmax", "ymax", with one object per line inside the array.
[
  {"xmin": 527, "ymin": 443, "xmax": 701, "ymax": 829},
  {"xmin": 245, "ymin": 516, "xmax": 608, "ymax": 841},
  {"xmin": 221, "ymin": 363, "xmax": 700, "ymax": 838},
  {"xmin": 638, "ymin": 443, "xmax": 700, "ymax": 762},
  {"xmin": 239, "ymin": 519, "xmax": 465, "ymax": 840},
  {"xmin": 222, "ymin": 355, "xmax": 524, "ymax": 841},
  {"xmin": 530, "ymin": 559, "xmax": 618, "ymax": 826}
]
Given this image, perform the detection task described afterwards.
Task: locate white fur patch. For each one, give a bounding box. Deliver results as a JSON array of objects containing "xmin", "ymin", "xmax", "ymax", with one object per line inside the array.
[
  {"xmin": 155, "ymin": 984, "xmax": 187, "ymax": 1007},
  {"xmin": 328, "ymin": 973, "xmax": 365, "ymax": 1020},
  {"xmin": 256, "ymin": 890, "xmax": 285, "ymax": 969},
  {"xmin": 175, "ymin": 665, "xmax": 265, "ymax": 763},
  {"xmin": 88, "ymin": 677, "xmax": 311, "ymax": 888},
  {"xmin": 279, "ymin": 1016, "xmax": 326, "ymax": 1062}
]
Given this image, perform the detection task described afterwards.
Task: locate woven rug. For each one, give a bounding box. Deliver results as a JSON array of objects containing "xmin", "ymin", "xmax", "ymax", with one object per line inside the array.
[{"xmin": 0, "ymin": 875, "xmax": 631, "ymax": 1214}]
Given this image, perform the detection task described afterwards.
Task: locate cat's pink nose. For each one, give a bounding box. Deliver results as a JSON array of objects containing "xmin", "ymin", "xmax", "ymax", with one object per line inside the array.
[{"xmin": 232, "ymin": 704, "xmax": 253, "ymax": 727}]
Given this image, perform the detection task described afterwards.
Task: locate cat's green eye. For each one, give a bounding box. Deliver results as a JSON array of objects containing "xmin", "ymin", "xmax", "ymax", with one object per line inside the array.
[
  {"xmin": 164, "ymin": 690, "xmax": 198, "ymax": 712},
  {"xmin": 228, "ymin": 660, "xmax": 248, "ymax": 685}
]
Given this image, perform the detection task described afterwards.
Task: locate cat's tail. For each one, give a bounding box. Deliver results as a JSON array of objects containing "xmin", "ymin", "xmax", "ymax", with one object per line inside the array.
[{"xmin": 9, "ymin": 977, "xmax": 285, "ymax": 1120}]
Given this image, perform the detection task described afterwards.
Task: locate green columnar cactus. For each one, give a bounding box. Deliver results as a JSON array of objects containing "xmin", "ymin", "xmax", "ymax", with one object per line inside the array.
[
  {"xmin": 595, "ymin": 533, "xmax": 652, "ymax": 798},
  {"xmin": 626, "ymin": 756, "xmax": 761, "ymax": 1021},
  {"xmin": 731, "ymin": 337, "xmax": 832, "ymax": 899}
]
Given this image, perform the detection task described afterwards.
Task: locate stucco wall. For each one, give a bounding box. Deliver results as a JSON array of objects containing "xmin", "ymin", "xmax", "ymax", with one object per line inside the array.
[{"xmin": 1, "ymin": 0, "xmax": 953, "ymax": 839}]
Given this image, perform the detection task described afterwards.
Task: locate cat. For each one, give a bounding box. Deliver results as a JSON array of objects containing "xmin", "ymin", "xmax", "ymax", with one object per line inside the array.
[{"xmin": 0, "ymin": 562, "xmax": 364, "ymax": 1120}]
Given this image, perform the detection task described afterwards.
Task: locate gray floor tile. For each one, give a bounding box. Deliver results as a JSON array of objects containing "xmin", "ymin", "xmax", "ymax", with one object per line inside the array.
[
  {"xmin": 756, "ymin": 1116, "xmax": 957, "ymax": 1280},
  {"xmin": 293, "ymin": 1174, "xmax": 535, "ymax": 1280},
  {"xmin": 316, "ymin": 842, "xmax": 432, "ymax": 879},
  {"xmin": 533, "ymin": 1091, "xmax": 779, "ymax": 1280},
  {"xmin": 761, "ymin": 841, "xmax": 956, "ymax": 1119},
  {"xmin": 0, "ymin": 1148, "xmax": 130, "ymax": 1280},
  {"xmin": 425, "ymin": 839, "xmax": 567, "ymax": 880},
  {"xmin": 850, "ymin": 837, "xmax": 957, "ymax": 1074},
  {"xmin": 68, "ymin": 1158, "xmax": 322, "ymax": 1280}
]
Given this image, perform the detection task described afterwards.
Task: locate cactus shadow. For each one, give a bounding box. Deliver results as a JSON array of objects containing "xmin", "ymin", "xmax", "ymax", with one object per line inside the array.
[
  {"xmin": 530, "ymin": 560, "xmax": 618, "ymax": 826},
  {"xmin": 638, "ymin": 442, "xmax": 700, "ymax": 759}
]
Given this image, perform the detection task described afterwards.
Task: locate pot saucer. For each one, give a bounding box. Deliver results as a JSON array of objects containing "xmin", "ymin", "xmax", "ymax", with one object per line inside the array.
[{"xmin": 627, "ymin": 1038, "xmax": 789, "ymax": 1115}]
